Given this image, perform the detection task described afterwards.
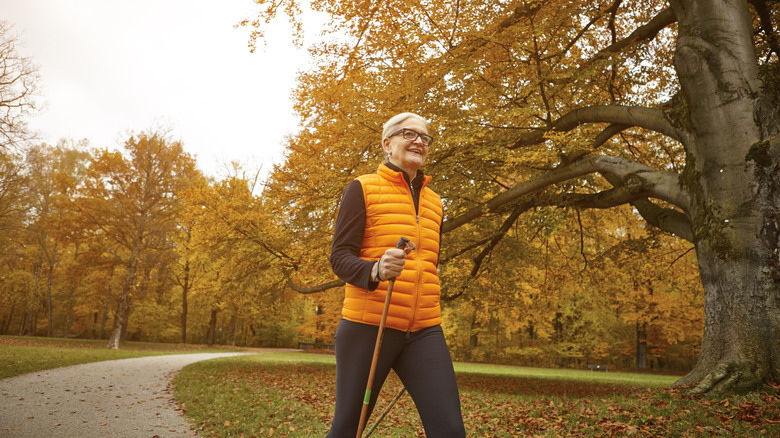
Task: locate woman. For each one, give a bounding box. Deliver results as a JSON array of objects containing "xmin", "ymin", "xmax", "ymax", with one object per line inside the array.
[{"xmin": 327, "ymin": 112, "xmax": 466, "ymax": 437}]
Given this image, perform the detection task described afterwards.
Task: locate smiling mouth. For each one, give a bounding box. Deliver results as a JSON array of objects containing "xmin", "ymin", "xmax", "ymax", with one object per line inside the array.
[{"xmin": 409, "ymin": 148, "xmax": 424, "ymax": 156}]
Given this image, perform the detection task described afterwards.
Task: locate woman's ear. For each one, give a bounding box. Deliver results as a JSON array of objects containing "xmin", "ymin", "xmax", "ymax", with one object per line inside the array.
[{"xmin": 382, "ymin": 137, "xmax": 392, "ymax": 156}]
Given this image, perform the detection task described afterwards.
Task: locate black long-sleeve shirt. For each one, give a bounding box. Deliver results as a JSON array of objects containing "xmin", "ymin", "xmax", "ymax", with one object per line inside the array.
[{"xmin": 330, "ymin": 162, "xmax": 427, "ymax": 291}]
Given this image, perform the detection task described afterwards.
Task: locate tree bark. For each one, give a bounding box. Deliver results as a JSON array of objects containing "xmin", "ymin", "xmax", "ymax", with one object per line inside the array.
[
  {"xmin": 1, "ymin": 304, "xmax": 12, "ymax": 334},
  {"xmin": 636, "ymin": 322, "xmax": 648, "ymax": 370},
  {"xmin": 676, "ymin": 137, "xmax": 780, "ymax": 392},
  {"xmin": 18, "ymin": 312, "xmax": 26, "ymax": 336},
  {"xmin": 669, "ymin": 0, "xmax": 780, "ymax": 393},
  {"xmin": 228, "ymin": 315, "xmax": 237, "ymax": 346},
  {"xmin": 45, "ymin": 242, "xmax": 57, "ymax": 337},
  {"xmin": 181, "ymin": 259, "xmax": 190, "ymax": 344},
  {"xmin": 206, "ymin": 309, "xmax": 218, "ymax": 347},
  {"xmin": 107, "ymin": 245, "xmax": 140, "ymax": 350}
]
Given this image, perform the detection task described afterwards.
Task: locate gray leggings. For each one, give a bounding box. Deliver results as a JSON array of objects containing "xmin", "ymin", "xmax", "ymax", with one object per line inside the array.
[{"xmin": 325, "ymin": 319, "xmax": 466, "ymax": 437}]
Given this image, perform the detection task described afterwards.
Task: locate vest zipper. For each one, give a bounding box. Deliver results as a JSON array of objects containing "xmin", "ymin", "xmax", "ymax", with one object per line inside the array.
[
  {"xmin": 410, "ymin": 182, "xmax": 420, "ymax": 223},
  {"xmin": 406, "ymin": 177, "xmax": 423, "ymax": 333}
]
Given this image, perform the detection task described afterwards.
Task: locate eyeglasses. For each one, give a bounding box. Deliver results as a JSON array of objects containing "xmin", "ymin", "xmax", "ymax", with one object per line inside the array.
[{"xmin": 388, "ymin": 128, "xmax": 434, "ymax": 147}]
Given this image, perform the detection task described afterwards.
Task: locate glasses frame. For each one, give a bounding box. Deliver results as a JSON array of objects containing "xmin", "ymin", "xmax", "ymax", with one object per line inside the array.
[{"xmin": 388, "ymin": 128, "xmax": 434, "ymax": 147}]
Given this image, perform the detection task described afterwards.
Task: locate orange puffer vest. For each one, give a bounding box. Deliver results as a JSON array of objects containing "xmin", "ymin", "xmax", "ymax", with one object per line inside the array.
[{"xmin": 341, "ymin": 163, "xmax": 443, "ymax": 332}]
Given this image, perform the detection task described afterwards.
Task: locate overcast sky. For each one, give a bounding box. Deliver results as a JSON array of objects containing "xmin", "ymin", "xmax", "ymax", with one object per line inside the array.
[{"xmin": 2, "ymin": 0, "xmax": 321, "ymax": 179}]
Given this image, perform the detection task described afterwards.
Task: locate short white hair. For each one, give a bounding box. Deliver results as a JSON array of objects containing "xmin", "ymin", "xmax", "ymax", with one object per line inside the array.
[{"xmin": 381, "ymin": 112, "xmax": 430, "ymax": 143}]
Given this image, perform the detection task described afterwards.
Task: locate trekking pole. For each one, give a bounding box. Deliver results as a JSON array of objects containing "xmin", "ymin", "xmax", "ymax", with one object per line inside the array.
[
  {"xmin": 365, "ymin": 386, "xmax": 406, "ymax": 437},
  {"xmin": 356, "ymin": 236, "xmax": 415, "ymax": 438}
]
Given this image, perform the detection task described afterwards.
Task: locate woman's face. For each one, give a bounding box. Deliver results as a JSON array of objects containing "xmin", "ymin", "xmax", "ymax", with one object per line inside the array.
[{"xmin": 382, "ymin": 117, "xmax": 430, "ymax": 177}]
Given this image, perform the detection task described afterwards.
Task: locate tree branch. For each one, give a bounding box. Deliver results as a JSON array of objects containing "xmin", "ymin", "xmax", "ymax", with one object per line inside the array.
[
  {"xmin": 539, "ymin": 185, "xmax": 652, "ymax": 209},
  {"xmin": 592, "ymin": 123, "xmax": 630, "ymax": 148},
  {"xmin": 444, "ymin": 154, "xmax": 690, "ymax": 233},
  {"xmin": 533, "ymin": 185, "xmax": 693, "ymax": 241},
  {"xmin": 632, "ymin": 198, "xmax": 694, "ymax": 242},
  {"xmin": 591, "ymin": 7, "xmax": 676, "ymax": 60},
  {"xmin": 287, "ymin": 278, "xmax": 345, "ymax": 294},
  {"xmin": 601, "ymin": 172, "xmax": 694, "ymax": 241},
  {"xmin": 508, "ymin": 105, "xmax": 684, "ymax": 150},
  {"xmin": 469, "ymin": 203, "xmax": 530, "ymax": 278},
  {"xmin": 749, "ymin": 0, "xmax": 780, "ymax": 60}
]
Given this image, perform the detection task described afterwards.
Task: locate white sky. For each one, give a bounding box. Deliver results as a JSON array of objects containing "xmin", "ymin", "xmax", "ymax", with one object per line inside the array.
[{"xmin": 2, "ymin": 0, "xmax": 321, "ymax": 179}]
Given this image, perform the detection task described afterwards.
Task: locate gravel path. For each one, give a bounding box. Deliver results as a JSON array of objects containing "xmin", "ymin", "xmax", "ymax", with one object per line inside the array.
[{"xmin": 0, "ymin": 352, "xmax": 257, "ymax": 437}]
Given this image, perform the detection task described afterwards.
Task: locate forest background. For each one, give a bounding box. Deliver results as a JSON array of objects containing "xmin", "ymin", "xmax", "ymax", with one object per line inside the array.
[{"xmin": 3, "ymin": 0, "xmax": 777, "ymax": 381}]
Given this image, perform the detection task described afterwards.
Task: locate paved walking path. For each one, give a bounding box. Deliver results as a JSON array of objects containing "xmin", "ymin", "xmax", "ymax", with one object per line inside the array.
[{"xmin": 0, "ymin": 352, "xmax": 262, "ymax": 437}]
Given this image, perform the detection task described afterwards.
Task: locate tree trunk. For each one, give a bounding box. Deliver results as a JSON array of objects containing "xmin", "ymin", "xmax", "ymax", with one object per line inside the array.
[
  {"xmin": 45, "ymin": 242, "xmax": 57, "ymax": 337},
  {"xmin": 99, "ymin": 304, "xmax": 108, "ymax": 339},
  {"xmin": 64, "ymin": 306, "xmax": 71, "ymax": 337},
  {"xmin": 669, "ymin": 0, "xmax": 780, "ymax": 393},
  {"xmin": 99, "ymin": 268, "xmax": 114, "ymax": 339},
  {"xmin": 107, "ymin": 295, "xmax": 128, "ymax": 349},
  {"xmin": 3, "ymin": 304, "xmax": 14, "ymax": 334},
  {"xmin": 636, "ymin": 321, "xmax": 648, "ymax": 370},
  {"xmin": 120, "ymin": 306, "xmax": 130, "ymax": 341},
  {"xmin": 469, "ymin": 313, "xmax": 479, "ymax": 355},
  {"xmin": 676, "ymin": 160, "xmax": 780, "ymax": 392},
  {"xmin": 206, "ymin": 309, "xmax": 218, "ymax": 347},
  {"xmin": 107, "ymin": 247, "xmax": 140, "ymax": 350},
  {"xmin": 228, "ymin": 315, "xmax": 237, "ymax": 346},
  {"xmin": 18, "ymin": 312, "xmax": 26, "ymax": 336},
  {"xmin": 181, "ymin": 259, "xmax": 190, "ymax": 344}
]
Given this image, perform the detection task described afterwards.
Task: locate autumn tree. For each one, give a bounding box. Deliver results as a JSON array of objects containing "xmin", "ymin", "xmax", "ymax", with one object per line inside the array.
[
  {"xmin": 0, "ymin": 143, "xmax": 31, "ymax": 336},
  {"xmin": 248, "ymin": 0, "xmax": 780, "ymax": 394},
  {"xmin": 0, "ymin": 21, "xmax": 39, "ymax": 333},
  {"xmin": 73, "ymin": 132, "xmax": 199, "ymax": 349},
  {"xmin": 23, "ymin": 141, "xmax": 91, "ymax": 336},
  {"xmin": 181, "ymin": 169, "xmax": 311, "ymax": 347},
  {"xmin": 172, "ymin": 216, "xmax": 202, "ymax": 344},
  {"xmin": 0, "ymin": 21, "xmax": 38, "ymax": 149}
]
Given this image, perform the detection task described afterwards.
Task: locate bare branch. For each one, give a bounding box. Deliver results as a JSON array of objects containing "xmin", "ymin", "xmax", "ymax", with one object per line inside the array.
[{"xmin": 0, "ymin": 22, "xmax": 40, "ymax": 149}]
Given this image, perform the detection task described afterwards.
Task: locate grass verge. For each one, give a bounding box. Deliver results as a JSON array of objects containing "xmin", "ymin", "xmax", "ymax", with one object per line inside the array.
[
  {"xmin": 175, "ymin": 353, "xmax": 780, "ymax": 437},
  {"xmin": 0, "ymin": 335, "xmax": 247, "ymax": 379}
]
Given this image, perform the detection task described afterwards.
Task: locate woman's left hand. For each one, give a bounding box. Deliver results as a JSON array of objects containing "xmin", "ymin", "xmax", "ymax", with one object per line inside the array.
[{"xmin": 378, "ymin": 248, "xmax": 407, "ymax": 280}]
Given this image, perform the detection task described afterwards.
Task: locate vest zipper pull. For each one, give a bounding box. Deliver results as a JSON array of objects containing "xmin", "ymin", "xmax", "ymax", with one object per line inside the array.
[{"xmin": 406, "ymin": 329, "xmax": 411, "ymax": 339}]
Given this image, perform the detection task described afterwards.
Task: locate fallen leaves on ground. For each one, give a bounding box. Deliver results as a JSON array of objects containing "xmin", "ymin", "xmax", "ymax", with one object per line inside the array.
[{"xmin": 174, "ymin": 357, "xmax": 780, "ymax": 437}]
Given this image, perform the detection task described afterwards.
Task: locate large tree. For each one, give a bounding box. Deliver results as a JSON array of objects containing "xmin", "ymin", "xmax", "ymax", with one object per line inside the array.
[
  {"xmin": 251, "ymin": 0, "xmax": 779, "ymax": 393},
  {"xmin": 73, "ymin": 132, "xmax": 198, "ymax": 349},
  {"xmin": 23, "ymin": 142, "xmax": 91, "ymax": 337}
]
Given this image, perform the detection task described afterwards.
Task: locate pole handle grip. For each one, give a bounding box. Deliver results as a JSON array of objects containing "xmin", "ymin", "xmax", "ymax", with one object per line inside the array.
[{"xmin": 395, "ymin": 236, "xmax": 415, "ymax": 251}]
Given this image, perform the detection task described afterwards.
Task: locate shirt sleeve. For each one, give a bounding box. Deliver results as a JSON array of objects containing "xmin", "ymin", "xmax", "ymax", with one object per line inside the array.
[{"xmin": 330, "ymin": 180, "xmax": 379, "ymax": 291}]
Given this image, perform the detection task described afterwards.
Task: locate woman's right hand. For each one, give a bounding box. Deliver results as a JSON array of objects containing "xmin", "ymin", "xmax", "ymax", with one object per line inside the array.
[{"xmin": 378, "ymin": 248, "xmax": 407, "ymax": 280}]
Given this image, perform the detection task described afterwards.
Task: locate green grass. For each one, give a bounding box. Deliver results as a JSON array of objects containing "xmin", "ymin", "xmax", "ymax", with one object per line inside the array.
[
  {"xmin": 453, "ymin": 362, "xmax": 678, "ymax": 388},
  {"xmin": 175, "ymin": 353, "xmax": 780, "ymax": 437},
  {"xmin": 0, "ymin": 345, "xmax": 179, "ymax": 379},
  {"xmin": 0, "ymin": 335, "xmax": 247, "ymax": 379}
]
